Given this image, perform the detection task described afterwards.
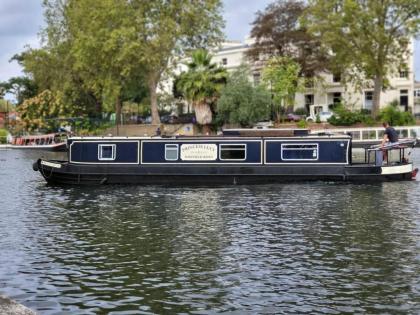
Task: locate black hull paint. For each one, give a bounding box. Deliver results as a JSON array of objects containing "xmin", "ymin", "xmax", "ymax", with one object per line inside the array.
[
  {"xmin": 12, "ymin": 143, "xmax": 67, "ymax": 152},
  {"xmin": 35, "ymin": 160, "xmax": 414, "ymax": 185}
]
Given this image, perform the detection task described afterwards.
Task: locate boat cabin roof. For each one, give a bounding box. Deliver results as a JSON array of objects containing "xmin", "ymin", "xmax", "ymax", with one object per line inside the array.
[{"xmin": 68, "ymin": 134, "xmax": 351, "ymax": 141}]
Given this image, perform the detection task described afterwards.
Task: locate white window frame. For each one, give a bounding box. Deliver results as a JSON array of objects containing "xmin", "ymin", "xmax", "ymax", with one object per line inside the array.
[
  {"xmin": 165, "ymin": 144, "xmax": 179, "ymax": 161},
  {"xmin": 364, "ymin": 90, "xmax": 373, "ymax": 109},
  {"xmin": 281, "ymin": 143, "xmax": 319, "ymax": 161},
  {"xmin": 98, "ymin": 144, "xmax": 116, "ymax": 161},
  {"xmin": 219, "ymin": 144, "xmax": 247, "ymax": 161}
]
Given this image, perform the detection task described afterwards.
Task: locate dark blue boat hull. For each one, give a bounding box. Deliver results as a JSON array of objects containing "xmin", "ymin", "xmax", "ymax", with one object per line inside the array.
[{"xmin": 34, "ymin": 159, "xmax": 414, "ymax": 185}]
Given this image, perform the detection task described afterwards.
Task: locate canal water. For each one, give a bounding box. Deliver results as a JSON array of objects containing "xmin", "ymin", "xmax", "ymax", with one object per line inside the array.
[{"xmin": 0, "ymin": 149, "xmax": 419, "ymax": 314}]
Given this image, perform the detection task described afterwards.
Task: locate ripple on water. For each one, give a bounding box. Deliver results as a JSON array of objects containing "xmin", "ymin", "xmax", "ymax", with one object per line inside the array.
[{"xmin": 0, "ymin": 149, "xmax": 419, "ymax": 314}]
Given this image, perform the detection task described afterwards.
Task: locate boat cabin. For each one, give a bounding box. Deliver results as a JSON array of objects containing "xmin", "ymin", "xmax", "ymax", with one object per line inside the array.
[{"xmin": 68, "ymin": 129, "xmax": 351, "ymax": 166}]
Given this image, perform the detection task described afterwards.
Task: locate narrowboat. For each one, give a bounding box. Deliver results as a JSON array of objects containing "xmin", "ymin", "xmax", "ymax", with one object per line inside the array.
[
  {"xmin": 33, "ymin": 129, "xmax": 418, "ymax": 185},
  {"xmin": 11, "ymin": 133, "xmax": 67, "ymax": 151}
]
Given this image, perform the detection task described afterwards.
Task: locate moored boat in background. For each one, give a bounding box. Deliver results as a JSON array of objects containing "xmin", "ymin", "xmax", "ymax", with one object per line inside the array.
[{"xmin": 10, "ymin": 133, "xmax": 67, "ymax": 151}]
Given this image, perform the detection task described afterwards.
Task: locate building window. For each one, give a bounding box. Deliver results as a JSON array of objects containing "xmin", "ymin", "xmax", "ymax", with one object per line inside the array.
[
  {"xmin": 414, "ymin": 89, "xmax": 420, "ymax": 98},
  {"xmin": 281, "ymin": 143, "xmax": 318, "ymax": 161},
  {"xmin": 333, "ymin": 92, "xmax": 342, "ymax": 104},
  {"xmin": 305, "ymin": 94, "xmax": 314, "ymax": 107},
  {"xmin": 253, "ymin": 72, "xmax": 260, "ymax": 85},
  {"xmin": 98, "ymin": 144, "xmax": 116, "ymax": 161},
  {"xmin": 219, "ymin": 144, "xmax": 246, "ymax": 161},
  {"xmin": 364, "ymin": 91, "xmax": 373, "ymax": 110},
  {"xmin": 400, "ymin": 89, "xmax": 409, "ymax": 111},
  {"xmin": 332, "ymin": 73, "xmax": 341, "ymax": 83},
  {"xmin": 165, "ymin": 144, "xmax": 179, "ymax": 161},
  {"xmin": 222, "ymin": 58, "xmax": 228, "ymax": 65},
  {"xmin": 399, "ymin": 71, "xmax": 409, "ymax": 78}
]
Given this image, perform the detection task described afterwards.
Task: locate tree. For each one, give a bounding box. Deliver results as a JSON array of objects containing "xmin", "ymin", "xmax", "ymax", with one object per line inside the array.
[
  {"xmin": 176, "ymin": 49, "xmax": 227, "ymax": 127},
  {"xmin": 247, "ymin": 0, "xmax": 329, "ymax": 77},
  {"xmin": 304, "ymin": 0, "xmax": 420, "ymax": 117},
  {"xmin": 216, "ymin": 65, "xmax": 271, "ymax": 127},
  {"xmin": 65, "ymin": 0, "xmax": 143, "ymax": 125},
  {"xmin": 0, "ymin": 76, "xmax": 38, "ymax": 105},
  {"xmin": 133, "ymin": 0, "xmax": 224, "ymax": 124},
  {"xmin": 262, "ymin": 57, "xmax": 305, "ymax": 121},
  {"xmin": 18, "ymin": 90, "xmax": 80, "ymax": 131},
  {"xmin": 64, "ymin": 0, "xmax": 223, "ymax": 125}
]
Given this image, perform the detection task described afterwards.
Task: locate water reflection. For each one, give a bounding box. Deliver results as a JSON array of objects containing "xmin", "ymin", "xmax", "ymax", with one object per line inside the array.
[{"xmin": 0, "ymin": 150, "xmax": 419, "ymax": 314}]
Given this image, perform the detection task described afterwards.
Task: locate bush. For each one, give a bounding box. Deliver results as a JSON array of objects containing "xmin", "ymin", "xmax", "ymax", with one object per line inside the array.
[
  {"xmin": 0, "ymin": 129, "xmax": 8, "ymax": 144},
  {"xmin": 296, "ymin": 119, "xmax": 307, "ymax": 128},
  {"xmin": 216, "ymin": 65, "xmax": 271, "ymax": 127},
  {"xmin": 328, "ymin": 106, "xmax": 372, "ymax": 126},
  {"xmin": 294, "ymin": 107, "xmax": 308, "ymax": 116},
  {"xmin": 379, "ymin": 105, "xmax": 415, "ymax": 126}
]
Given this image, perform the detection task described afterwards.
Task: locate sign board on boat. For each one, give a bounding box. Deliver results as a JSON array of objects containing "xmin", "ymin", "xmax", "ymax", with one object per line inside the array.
[{"xmin": 180, "ymin": 144, "xmax": 217, "ymax": 161}]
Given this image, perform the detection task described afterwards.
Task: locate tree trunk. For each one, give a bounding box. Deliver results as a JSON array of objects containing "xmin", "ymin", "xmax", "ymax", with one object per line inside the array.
[
  {"xmin": 372, "ymin": 74, "xmax": 383, "ymax": 118},
  {"xmin": 194, "ymin": 102, "xmax": 213, "ymax": 125},
  {"xmin": 148, "ymin": 77, "xmax": 161, "ymax": 124}
]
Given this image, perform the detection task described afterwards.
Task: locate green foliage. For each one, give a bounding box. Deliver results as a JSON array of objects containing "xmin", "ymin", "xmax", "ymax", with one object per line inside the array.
[
  {"xmin": 328, "ymin": 105, "xmax": 376, "ymax": 126},
  {"xmin": 17, "ymin": 90, "xmax": 83, "ymax": 131},
  {"xmin": 176, "ymin": 49, "xmax": 227, "ymax": 125},
  {"xmin": 0, "ymin": 76, "xmax": 38, "ymax": 105},
  {"xmin": 304, "ymin": 0, "xmax": 420, "ymax": 117},
  {"xmin": 296, "ymin": 119, "xmax": 307, "ymax": 129},
  {"xmin": 16, "ymin": 0, "xmax": 223, "ymax": 130},
  {"xmin": 379, "ymin": 105, "xmax": 416, "ymax": 126},
  {"xmin": 262, "ymin": 56, "xmax": 304, "ymax": 121},
  {"xmin": 67, "ymin": 0, "xmax": 223, "ymax": 124},
  {"xmin": 315, "ymin": 114, "xmax": 321, "ymax": 123},
  {"xmin": 294, "ymin": 107, "xmax": 308, "ymax": 116},
  {"xmin": 216, "ymin": 65, "xmax": 271, "ymax": 127},
  {"xmin": 0, "ymin": 99, "xmax": 14, "ymax": 112},
  {"xmin": 0, "ymin": 129, "xmax": 8, "ymax": 144},
  {"xmin": 247, "ymin": 0, "xmax": 329, "ymax": 76}
]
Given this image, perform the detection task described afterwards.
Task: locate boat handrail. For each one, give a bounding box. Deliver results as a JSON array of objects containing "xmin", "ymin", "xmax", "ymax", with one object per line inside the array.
[
  {"xmin": 367, "ymin": 139, "xmax": 417, "ymax": 151},
  {"xmin": 311, "ymin": 125, "xmax": 420, "ymax": 142}
]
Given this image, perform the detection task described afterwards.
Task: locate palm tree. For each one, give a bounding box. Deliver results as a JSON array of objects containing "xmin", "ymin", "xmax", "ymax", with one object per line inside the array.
[{"xmin": 176, "ymin": 49, "xmax": 227, "ymax": 128}]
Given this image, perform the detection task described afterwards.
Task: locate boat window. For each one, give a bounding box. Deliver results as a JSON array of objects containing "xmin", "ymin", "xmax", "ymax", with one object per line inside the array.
[
  {"xmin": 281, "ymin": 143, "xmax": 318, "ymax": 161},
  {"xmin": 165, "ymin": 144, "xmax": 179, "ymax": 161},
  {"xmin": 219, "ymin": 144, "xmax": 246, "ymax": 161},
  {"xmin": 98, "ymin": 144, "xmax": 116, "ymax": 161}
]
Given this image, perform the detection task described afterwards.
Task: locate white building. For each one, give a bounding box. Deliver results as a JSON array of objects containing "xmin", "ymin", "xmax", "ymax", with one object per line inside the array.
[{"xmin": 193, "ymin": 38, "xmax": 418, "ymax": 116}]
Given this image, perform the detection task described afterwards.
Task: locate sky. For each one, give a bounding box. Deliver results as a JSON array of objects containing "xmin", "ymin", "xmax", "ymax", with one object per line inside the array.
[{"xmin": 0, "ymin": 0, "xmax": 419, "ymax": 96}]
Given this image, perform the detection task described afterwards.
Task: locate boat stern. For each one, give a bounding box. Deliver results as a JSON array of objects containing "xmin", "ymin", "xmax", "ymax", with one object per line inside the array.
[{"xmin": 380, "ymin": 163, "xmax": 415, "ymax": 180}]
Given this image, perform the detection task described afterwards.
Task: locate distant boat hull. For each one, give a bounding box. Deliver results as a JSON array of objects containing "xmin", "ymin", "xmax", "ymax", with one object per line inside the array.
[
  {"xmin": 34, "ymin": 160, "xmax": 415, "ymax": 185},
  {"xmin": 10, "ymin": 142, "xmax": 67, "ymax": 152}
]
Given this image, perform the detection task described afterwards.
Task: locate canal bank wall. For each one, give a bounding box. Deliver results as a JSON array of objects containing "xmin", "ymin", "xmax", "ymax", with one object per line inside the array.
[{"xmin": 0, "ymin": 295, "xmax": 35, "ymax": 315}]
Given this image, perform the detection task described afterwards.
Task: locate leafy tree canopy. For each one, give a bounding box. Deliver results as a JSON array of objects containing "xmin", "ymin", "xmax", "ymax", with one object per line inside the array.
[
  {"xmin": 0, "ymin": 76, "xmax": 38, "ymax": 106},
  {"xmin": 216, "ymin": 65, "xmax": 271, "ymax": 127},
  {"xmin": 262, "ymin": 56, "xmax": 305, "ymax": 121},
  {"xmin": 247, "ymin": 0, "xmax": 329, "ymax": 77},
  {"xmin": 303, "ymin": 0, "xmax": 420, "ymax": 117},
  {"xmin": 18, "ymin": 89, "xmax": 85, "ymax": 131},
  {"xmin": 176, "ymin": 49, "xmax": 227, "ymax": 125}
]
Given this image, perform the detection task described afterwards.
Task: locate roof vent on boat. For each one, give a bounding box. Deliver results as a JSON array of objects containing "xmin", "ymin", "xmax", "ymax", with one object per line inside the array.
[{"xmin": 222, "ymin": 128, "xmax": 309, "ymax": 137}]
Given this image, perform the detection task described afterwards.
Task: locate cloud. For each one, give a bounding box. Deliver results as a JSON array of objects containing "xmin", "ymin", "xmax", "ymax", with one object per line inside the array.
[
  {"xmin": 0, "ymin": 0, "xmax": 44, "ymax": 83},
  {"xmin": 0, "ymin": 0, "xmax": 44, "ymax": 36},
  {"xmin": 222, "ymin": 0, "xmax": 272, "ymax": 40}
]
